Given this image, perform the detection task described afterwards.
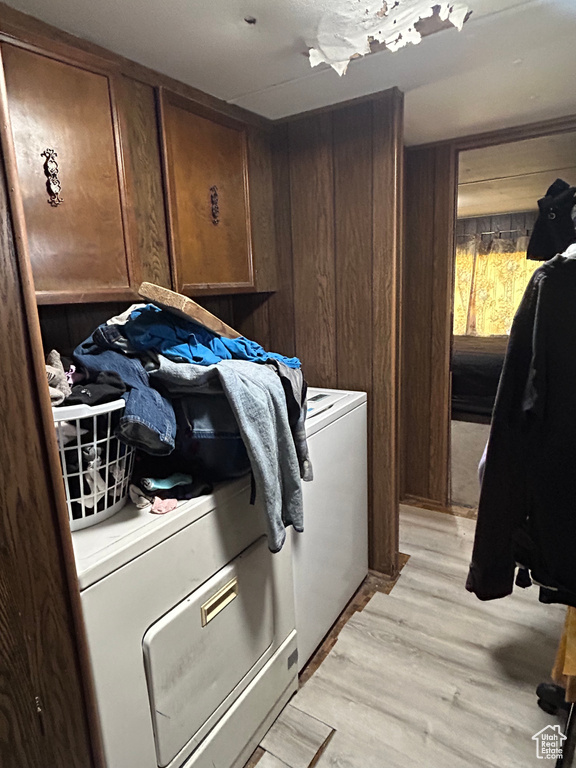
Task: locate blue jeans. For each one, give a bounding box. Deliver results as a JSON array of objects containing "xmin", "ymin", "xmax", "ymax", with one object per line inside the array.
[{"xmin": 74, "ymin": 330, "xmax": 176, "ymax": 456}]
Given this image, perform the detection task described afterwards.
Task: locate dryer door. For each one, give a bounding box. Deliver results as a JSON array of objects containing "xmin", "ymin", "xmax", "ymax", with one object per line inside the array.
[{"xmin": 143, "ymin": 536, "xmax": 274, "ymax": 767}]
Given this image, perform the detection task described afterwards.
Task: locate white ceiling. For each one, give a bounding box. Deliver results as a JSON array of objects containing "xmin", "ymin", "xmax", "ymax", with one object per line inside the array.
[
  {"xmin": 458, "ymin": 131, "xmax": 576, "ymax": 217},
  {"xmin": 3, "ymin": 0, "xmax": 576, "ymax": 144}
]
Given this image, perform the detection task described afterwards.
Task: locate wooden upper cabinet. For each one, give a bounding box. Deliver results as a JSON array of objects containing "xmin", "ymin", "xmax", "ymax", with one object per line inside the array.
[
  {"xmin": 160, "ymin": 90, "xmax": 254, "ymax": 294},
  {"xmin": 1, "ymin": 43, "xmax": 134, "ymax": 303}
]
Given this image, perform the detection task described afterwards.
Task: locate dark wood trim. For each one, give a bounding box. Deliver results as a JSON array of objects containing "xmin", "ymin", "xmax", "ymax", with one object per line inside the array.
[
  {"xmin": 0, "ymin": 45, "xmax": 103, "ymax": 767},
  {"xmin": 157, "ymin": 87, "xmax": 180, "ymax": 293},
  {"xmin": 163, "ymin": 88, "xmax": 251, "ymax": 132},
  {"xmin": 182, "ymin": 281, "xmax": 256, "ymax": 294},
  {"xmin": 36, "ymin": 287, "xmax": 140, "ymax": 305},
  {"xmin": 401, "ymin": 143, "xmax": 455, "ymax": 507},
  {"xmin": 402, "ymin": 115, "xmax": 576, "ymax": 508},
  {"xmin": 115, "ymin": 75, "xmax": 172, "ymax": 290},
  {"xmin": 108, "ymin": 72, "xmax": 140, "ymax": 290},
  {"xmin": 428, "ymin": 145, "xmax": 456, "ymax": 505},
  {"xmin": 0, "ymin": 26, "xmax": 119, "ymax": 76},
  {"xmin": 370, "ymin": 88, "xmax": 404, "ymax": 576},
  {"xmin": 0, "ymin": 1, "xmax": 270, "ymax": 130},
  {"xmin": 245, "ymin": 128, "xmax": 277, "ymax": 292}
]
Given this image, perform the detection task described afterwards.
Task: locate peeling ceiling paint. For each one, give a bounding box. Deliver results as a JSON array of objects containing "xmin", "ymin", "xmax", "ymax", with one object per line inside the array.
[{"xmin": 308, "ymin": 0, "xmax": 469, "ymax": 75}]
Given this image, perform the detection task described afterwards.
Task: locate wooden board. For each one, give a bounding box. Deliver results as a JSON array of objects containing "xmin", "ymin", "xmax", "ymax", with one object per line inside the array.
[{"xmin": 138, "ymin": 282, "xmax": 241, "ymax": 338}]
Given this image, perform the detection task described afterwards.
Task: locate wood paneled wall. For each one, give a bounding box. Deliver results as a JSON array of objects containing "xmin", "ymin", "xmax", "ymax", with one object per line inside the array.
[
  {"xmin": 456, "ymin": 210, "xmax": 537, "ymax": 240},
  {"xmin": 401, "ymin": 145, "xmax": 456, "ymax": 507},
  {"xmin": 0, "ymin": 103, "xmax": 96, "ymax": 767},
  {"xmin": 234, "ymin": 89, "xmax": 404, "ymax": 576}
]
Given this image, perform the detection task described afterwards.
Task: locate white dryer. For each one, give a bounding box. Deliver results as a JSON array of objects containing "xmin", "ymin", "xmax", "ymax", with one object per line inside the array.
[
  {"xmin": 72, "ymin": 478, "xmax": 298, "ymax": 768},
  {"xmin": 295, "ymin": 387, "xmax": 368, "ymax": 670}
]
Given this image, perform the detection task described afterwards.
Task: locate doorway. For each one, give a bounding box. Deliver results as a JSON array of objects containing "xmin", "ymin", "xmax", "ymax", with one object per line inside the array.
[
  {"xmin": 450, "ymin": 131, "xmax": 576, "ymax": 512},
  {"xmin": 402, "ymin": 117, "xmax": 576, "ymax": 511}
]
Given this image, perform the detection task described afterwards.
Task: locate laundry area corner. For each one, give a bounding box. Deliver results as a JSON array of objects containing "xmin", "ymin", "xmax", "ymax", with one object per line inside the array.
[{"xmin": 3, "ymin": 2, "xmax": 576, "ymax": 767}]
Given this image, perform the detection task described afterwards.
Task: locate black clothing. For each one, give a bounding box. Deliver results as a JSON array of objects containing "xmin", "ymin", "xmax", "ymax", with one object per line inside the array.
[
  {"xmin": 527, "ymin": 178, "xmax": 576, "ymax": 261},
  {"xmin": 466, "ymin": 255, "xmax": 576, "ymax": 603},
  {"xmin": 539, "ymin": 585, "xmax": 576, "ymax": 610},
  {"xmin": 66, "ymin": 370, "xmax": 126, "ymax": 406}
]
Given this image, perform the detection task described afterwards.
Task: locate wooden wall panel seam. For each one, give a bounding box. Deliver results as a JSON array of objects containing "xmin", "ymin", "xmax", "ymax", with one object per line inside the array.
[{"xmin": 330, "ymin": 112, "xmax": 340, "ymax": 387}]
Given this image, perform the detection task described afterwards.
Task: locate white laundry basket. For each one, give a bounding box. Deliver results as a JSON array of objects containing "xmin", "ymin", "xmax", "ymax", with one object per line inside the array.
[{"xmin": 52, "ymin": 399, "xmax": 135, "ymax": 531}]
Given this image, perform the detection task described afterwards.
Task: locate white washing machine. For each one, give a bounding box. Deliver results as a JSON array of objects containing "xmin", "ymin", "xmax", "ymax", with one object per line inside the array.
[
  {"xmin": 295, "ymin": 387, "xmax": 368, "ymax": 670},
  {"xmin": 72, "ymin": 477, "xmax": 298, "ymax": 768}
]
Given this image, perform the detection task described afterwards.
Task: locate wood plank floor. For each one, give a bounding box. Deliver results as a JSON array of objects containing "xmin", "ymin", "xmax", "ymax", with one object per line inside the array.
[{"xmin": 253, "ymin": 505, "xmax": 567, "ymax": 768}]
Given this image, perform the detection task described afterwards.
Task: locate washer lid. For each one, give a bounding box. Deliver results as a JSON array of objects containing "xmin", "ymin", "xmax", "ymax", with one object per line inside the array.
[{"xmin": 305, "ymin": 387, "xmax": 366, "ymax": 437}]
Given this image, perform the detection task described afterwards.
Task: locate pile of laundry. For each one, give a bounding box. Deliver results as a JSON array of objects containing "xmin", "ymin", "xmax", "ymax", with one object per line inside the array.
[{"xmin": 48, "ymin": 303, "xmax": 313, "ymax": 551}]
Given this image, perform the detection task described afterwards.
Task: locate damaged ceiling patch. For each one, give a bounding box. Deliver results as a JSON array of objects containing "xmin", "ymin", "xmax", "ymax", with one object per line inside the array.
[{"xmin": 308, "ymin": 0, "xmax": 469, "ymax": 76}]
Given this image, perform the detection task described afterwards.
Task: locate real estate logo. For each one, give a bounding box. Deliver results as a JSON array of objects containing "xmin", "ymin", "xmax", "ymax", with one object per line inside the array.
[{"xmin": 532, "ymin": 725, "xmax": 567, "ymax": 760}]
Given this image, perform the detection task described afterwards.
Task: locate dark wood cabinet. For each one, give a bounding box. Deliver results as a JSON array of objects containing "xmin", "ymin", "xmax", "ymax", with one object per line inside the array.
[
  {"xmin": 160, "ymin": 90, "xmax": 254, "ymax": 294},
  {"xmin": 0, "ymin": 34, "xmax": 276, "ymax": 304},
  {"xmin": 1, "ymin": 43, "xmax": 135, "ymax": 303}
]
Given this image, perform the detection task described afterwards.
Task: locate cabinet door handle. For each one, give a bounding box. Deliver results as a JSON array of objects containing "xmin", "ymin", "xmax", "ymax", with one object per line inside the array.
[
  {"xmin": 201, "ymin": 577, "xmax": 237, "ymax": 626},
  {"xmin": 210, "ymin": 185, "xmax": 220, "ymax": 225},
  {"xmin": 41, "ymin": 148, "xmax": 63, "ymax": 207}
]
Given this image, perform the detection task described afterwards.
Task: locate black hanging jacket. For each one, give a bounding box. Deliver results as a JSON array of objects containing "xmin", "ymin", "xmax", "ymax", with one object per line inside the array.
[
  {"xmin": 466, "ymin": 252, "xmax": 576, "ymax": 604},
  {"xmin": 527, "ymin": 178, "xmax": 576, "ymax": 261}
]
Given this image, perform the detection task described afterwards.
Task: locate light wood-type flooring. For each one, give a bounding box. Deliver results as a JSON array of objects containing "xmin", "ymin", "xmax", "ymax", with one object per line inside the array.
[{"xmin": 249, "ymin": 505, "xmax": 567, "ymax": 768}]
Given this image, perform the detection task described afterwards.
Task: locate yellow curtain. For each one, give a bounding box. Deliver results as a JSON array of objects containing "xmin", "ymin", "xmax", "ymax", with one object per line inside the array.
[{"xmin": 453, "ymin": 236, "xmax": 540, "ymax": 336}]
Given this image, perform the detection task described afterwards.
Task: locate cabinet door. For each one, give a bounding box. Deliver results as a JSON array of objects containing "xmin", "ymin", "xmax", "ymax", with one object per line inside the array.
[
  {"xmin": 2, "ymin": 44, "xmax": 133, "ymax": 303},
  {"xmin": 161, "ymin": 91, "xmax": 254, "ymax": 294}
]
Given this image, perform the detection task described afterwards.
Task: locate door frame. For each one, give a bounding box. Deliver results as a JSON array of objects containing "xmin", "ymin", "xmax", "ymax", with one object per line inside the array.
[{"xmin": 401, "ymin": 113, "xmax": 576, "ymax": 509}]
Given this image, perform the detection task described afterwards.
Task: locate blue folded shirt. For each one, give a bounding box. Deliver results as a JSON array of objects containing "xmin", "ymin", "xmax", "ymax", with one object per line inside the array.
[{"xmin": 122, "ymin": 304, "xmax": 301, "ymax": 369}]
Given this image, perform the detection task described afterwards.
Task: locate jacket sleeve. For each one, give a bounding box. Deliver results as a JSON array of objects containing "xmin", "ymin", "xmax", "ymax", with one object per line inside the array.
[{"xmin": 466, "ymin": 269, "xmax": 547, "ymax": 600}]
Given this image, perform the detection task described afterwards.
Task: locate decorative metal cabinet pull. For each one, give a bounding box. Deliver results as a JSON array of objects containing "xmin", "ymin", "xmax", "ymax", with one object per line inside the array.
[
  {"xmin": 41, "ymin": 148, "xmax": 63, "ymax": 207},
  {"xmin": 210, "ymin": 185, "xmax": 220, "ymax": 225}
]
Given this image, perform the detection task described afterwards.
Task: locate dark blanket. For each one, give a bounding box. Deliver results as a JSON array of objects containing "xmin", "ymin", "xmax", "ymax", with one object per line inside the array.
[{"xmin": 451, "ymin": 335, "xmax": 508, "ymax": 417}]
